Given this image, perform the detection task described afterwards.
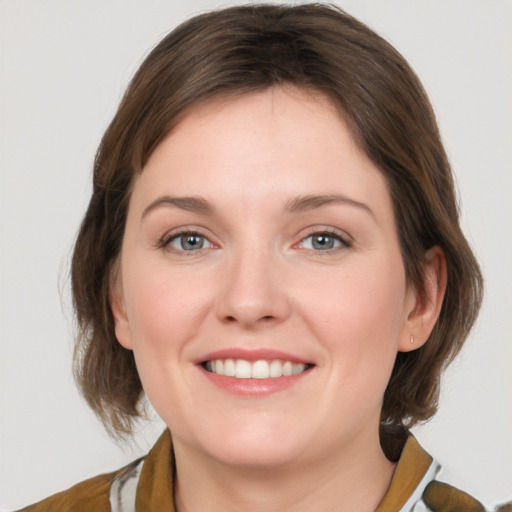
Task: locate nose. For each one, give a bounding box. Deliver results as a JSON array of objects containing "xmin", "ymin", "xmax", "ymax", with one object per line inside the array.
[{"xmin": 215, "ymin": 246, "xmax": 291, "ymax": 329}]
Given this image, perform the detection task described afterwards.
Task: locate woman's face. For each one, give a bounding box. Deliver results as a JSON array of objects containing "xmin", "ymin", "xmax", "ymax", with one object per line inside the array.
[{"xmin": 112, "ymin": 87, "xmax": 418, "ymax": 468}]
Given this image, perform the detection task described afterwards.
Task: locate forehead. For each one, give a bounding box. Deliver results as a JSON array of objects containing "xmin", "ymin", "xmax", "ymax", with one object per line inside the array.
[{"xmin": 130, "ymin": 86, "xmax": 392, "ymax": 220}]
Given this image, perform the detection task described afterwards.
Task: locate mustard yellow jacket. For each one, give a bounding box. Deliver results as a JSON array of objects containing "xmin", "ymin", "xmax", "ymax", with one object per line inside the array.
[{"xmin": 18, "ymin": 429, "xmax": 507, "ymax": 512}]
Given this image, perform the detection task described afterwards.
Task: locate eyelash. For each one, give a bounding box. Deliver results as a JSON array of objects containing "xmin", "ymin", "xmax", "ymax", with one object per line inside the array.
[
  {"xmin": 158, "ymin": 229, "xmax": 214, "ymax": 255},
  {"xmin": 298, "ymin": 229, "xmax": 352, "ymax": 254},
  {"xmin": 157, "ymin": 228, "xmax": 352, "ymax": 255}
]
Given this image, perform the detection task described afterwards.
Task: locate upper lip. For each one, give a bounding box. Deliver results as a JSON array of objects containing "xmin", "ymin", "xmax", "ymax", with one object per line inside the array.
[{"xmin": 196, "ymin": 348, "xmax": 312, "ymax": 365}]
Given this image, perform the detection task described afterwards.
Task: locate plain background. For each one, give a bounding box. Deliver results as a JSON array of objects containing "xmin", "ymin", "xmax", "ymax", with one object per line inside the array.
[{"xmin": 1, "ymin": 0, "xmax": 511, "ymax": 509}]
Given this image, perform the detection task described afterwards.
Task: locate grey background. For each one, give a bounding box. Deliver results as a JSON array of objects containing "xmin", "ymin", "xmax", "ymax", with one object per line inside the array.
[{"xmin": 1, "ymin": 0, "xmax": 511, "ymax": 509}]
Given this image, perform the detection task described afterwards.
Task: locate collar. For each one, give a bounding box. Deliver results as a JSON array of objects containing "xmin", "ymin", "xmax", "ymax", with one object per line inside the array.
[
  {"xmin": 135, "ymin": 429, "xmax": 175, "ymax": 510},
  {"xmin": 134, "ymin": 427, "xmax": 433, "ymax": 511},
  {"xmin": 376, "ymin": 428, "xmax": 434, "ymax": 511}
]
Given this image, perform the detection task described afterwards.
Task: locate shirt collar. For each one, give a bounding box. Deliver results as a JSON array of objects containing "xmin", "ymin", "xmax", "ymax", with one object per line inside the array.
[{"xmin": 136, "ymin": 427, "xmax": 433, "ymax": 511}]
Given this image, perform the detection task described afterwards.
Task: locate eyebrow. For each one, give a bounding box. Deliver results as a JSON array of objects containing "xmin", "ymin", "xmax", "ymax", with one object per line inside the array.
[
  {"xmin": 141, "ymin": 193, "xmax": 375, "ymax": 220},
  {"xmin": 283, "ymin": 194, "xmax": 376, "ymax": 219},
  {"xmin": 142, "ymin": 195, "xmax": 214, "ymax": 218}
]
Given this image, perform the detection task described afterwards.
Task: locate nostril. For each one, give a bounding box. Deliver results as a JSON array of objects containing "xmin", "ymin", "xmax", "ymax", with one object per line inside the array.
[{"xmin": 223, "ymin": 314, "xmax": 276, "ymax": 325}]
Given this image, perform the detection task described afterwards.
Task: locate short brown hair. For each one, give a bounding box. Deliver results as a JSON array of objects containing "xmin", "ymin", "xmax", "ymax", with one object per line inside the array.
[{"xmin": 71, "ymin": 3, "xmax": 483, "ymax": 438}]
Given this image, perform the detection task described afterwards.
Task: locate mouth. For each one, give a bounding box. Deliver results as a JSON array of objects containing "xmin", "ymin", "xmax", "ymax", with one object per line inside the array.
[{"xmin": 202, "ymin": 358, "xmax": 314, "ymax": 379}]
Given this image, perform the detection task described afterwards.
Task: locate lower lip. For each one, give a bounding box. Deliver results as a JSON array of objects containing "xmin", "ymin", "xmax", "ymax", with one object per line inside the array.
[{"xmin": 199, "ymin": 366, "xmax": 312, "ymax": 397}]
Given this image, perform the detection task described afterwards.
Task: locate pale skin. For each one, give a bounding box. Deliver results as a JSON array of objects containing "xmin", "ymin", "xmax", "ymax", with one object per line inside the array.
[{"xmin": 111, "ymin": 86, "xmax": 446, "ymax": 512}]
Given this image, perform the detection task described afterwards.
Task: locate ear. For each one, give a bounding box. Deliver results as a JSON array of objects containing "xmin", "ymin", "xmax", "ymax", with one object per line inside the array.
[
  {"xmin": 109, "ymin": 277, "xmax": 134, "ymax": 350},
  {"xmin": 398, "ymin": 246, "xmax": 447, "ymax": 352}
]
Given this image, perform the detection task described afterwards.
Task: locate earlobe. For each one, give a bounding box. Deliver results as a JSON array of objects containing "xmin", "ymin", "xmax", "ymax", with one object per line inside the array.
[
  {"xmin": 399, "ymin": 246, "xmax": 447, "ymax": 352},
  {"xmin": 109, "ymin": 279, "xmax": 134, "ymax": 350}
]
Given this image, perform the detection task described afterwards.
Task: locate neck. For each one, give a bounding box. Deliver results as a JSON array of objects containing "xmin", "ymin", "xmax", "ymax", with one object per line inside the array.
[{"xmin": 173, "ymin": 429, "xmax": 396, "ymax": 512}]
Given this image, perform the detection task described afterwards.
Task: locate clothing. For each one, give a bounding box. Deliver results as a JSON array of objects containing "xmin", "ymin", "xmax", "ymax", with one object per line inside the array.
[{"xmin": 18, "ymin": 428, "xmax": 493, "ymax": 512}]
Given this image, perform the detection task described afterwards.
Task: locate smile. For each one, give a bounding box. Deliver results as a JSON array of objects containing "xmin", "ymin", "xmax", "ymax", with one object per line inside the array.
[{"xmin": 203, "ymin": 359, "xmax": 312, "ymax": 379}]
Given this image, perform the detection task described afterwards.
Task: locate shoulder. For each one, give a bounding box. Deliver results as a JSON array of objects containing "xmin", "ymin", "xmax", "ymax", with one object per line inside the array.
[
  {"xmin": 421, "ymin": 477, "xmax": 512, "ymax": 512},
  {"xmin": 421, "ymin": 480, "xmax": 488, "ymax": 512},
  {"xmin": 378, "ymin": 426, "xmax": 498, "ymax": 512},
  {"xmin": 16, "ymin": 458, "xmax": 143, "ymax": 512},
  {"xmin": 16, "ymin": 430, "xmax": 172, "ymax": 512}
]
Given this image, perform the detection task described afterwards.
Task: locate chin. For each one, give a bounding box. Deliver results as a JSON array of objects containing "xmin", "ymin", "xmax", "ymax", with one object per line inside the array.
[
  {"xmin": 193, "ymin": 419, "xmax": 311, "ymax": 469},
  {"xmin": 211, "ymin": 440, "xmax": 305, "ymax": 469}
]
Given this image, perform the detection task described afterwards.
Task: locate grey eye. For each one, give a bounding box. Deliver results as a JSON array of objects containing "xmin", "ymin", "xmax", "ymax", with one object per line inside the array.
[
  {"xmin": 169, "ymin": 233, "xmax": 209, "ymax": 251},
  {"xmin": 301, "ymin": 233, "xmax": 343, "ymax": 251}
]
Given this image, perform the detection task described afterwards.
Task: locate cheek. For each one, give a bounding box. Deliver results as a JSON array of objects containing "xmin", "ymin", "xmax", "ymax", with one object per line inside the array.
[
  {"xmin": 122, "ymin": 263, "xmax": 213, "ymax": 377},
  {"xmin": 121, "ymin": 267, "xmax": 215, "ymax": 422},
  {"xmin": 299, "ymin": 261, "xmax": 407, "ymax": 386}
]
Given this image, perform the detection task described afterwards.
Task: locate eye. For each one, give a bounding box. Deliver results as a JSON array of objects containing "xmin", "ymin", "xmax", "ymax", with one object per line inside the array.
[
  {"xmin": 299, "ymin": 231, "xmax": 350, "ymax": 251},
  {"xmin": 165, "ymin": 232, "xmax": 214, "ymax": 252}
]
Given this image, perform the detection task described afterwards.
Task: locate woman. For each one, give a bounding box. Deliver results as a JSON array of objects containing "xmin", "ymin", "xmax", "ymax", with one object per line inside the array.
[{"xmin": 15, "ymin": 3, "xmax": 506, "ymax": 511}]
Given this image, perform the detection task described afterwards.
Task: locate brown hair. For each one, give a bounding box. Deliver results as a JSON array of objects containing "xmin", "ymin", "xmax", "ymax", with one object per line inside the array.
[{"xmin": 71, "ymin": 3, "xmax": 483, "ymax": 438}]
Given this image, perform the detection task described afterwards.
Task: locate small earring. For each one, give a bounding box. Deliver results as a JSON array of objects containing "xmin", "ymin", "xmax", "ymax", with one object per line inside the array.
[{"xmin": 410, "ymin": 335, "xmax": 415, "ymax": 344}]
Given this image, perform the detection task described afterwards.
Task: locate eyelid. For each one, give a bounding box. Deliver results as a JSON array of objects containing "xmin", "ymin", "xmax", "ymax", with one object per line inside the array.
[
  {"xmin": 155, "ymin": 225, "xmax": 352, "ymax": 254},
  {"xmin": 295, "ymin": 227, "xmax": 353, "ymax": 252},
  {"xmin": 157, "ymin": 226, "xmax": 218, "ymax": 253}
]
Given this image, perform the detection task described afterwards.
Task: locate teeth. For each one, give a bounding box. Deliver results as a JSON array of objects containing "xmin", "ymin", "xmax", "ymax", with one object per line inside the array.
[
  {"xmin": 224, "ymin": 358, "xmax": 235, "ymax": 376},
  {"xmin": 269, "ymin": 360, "xmax": 283, "ymax": 377},
  {"xmin": 292, "ymin": 363, "xmax": 306, "ymax": 375},
  {"xmin": 205, "ymin": 358, "xmax": 309, "ymax": 379},
  {"xmin": 235, "ymin": 359, "xmax": 252, "ymax": 379},
  {"xmin": 251, "ymin": 360, "xmax": 269, "ymax": 379}
]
